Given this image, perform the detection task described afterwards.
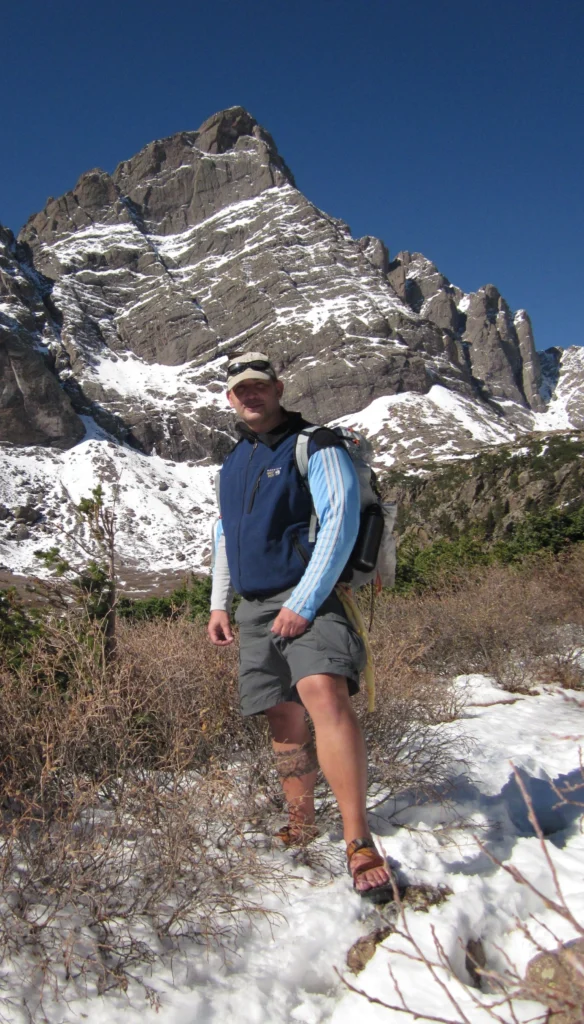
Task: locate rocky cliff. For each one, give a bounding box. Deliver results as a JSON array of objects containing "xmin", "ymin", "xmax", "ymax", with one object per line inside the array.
[
  {"xmin": 0, "ymin": 106, "xmax": 582, "ymax": 585},
  {"xmin": 0, "ymin": 227, "xmax": 84, "ymax": 448},
  {"xmin": 385, "ymin": 432, "xmax": 584, "ymax": 549},
  {"xmin": 3, "ymin": 106, "xmax": 561, "ymax": 463},
  {"xmin": 388, "ymin": 252, "xmax": 544, "ymax": 412}
]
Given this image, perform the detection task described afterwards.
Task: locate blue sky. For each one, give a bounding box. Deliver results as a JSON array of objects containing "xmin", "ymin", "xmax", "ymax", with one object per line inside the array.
[{"xmin": 1, "ymin": 0, "xmax": 582, "ymax": 350}]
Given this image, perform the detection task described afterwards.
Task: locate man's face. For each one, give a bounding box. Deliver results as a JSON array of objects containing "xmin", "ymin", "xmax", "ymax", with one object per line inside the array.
[{"xmin": 227, "ymin": 377, "xmax": 284, "ymax": 429}]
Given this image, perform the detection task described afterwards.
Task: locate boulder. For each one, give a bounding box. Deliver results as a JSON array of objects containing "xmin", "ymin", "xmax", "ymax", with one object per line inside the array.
[
  {"xmin": 523, "ymin": 938, "xmax": 584, "ymax": 1023},
  {"xmin": 346, "ymin": 926, "xmax": 394, "ymax": 974},
  {"xmin": 13, "ymin": 504, "xmax": 41, "ymax": 524}
]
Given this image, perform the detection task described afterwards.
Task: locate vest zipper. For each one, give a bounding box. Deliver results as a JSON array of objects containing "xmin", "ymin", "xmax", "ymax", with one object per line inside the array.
[{"xmin": 247, "ymin": 468, "xmax": 265, "ymax": 513}]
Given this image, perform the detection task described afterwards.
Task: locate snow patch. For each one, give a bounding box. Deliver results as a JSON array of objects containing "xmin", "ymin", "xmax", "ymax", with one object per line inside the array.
[{"xmin": 0, "ymin": 426, "xmax": 218, "ymax": 582}]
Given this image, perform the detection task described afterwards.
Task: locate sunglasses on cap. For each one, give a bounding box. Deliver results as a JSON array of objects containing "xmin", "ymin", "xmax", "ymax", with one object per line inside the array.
[{"xmin": 227, "ymin": 359, "xmax": 276, "ymax": 377}]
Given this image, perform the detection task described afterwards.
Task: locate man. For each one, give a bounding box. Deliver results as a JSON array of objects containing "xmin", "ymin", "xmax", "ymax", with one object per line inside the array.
[{"xmin": 207, "ymin": 352, "xmax": 391, "ymax": 898}]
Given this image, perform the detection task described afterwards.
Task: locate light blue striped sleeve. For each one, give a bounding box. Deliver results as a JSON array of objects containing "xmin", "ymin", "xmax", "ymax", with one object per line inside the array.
[{"xmin": 283, "ymin": 445, "xmax": 360, "ymax": 620}]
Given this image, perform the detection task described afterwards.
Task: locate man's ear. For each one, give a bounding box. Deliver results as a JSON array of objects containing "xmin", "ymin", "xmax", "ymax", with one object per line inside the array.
[
  {"xmin": 275, "ymin": 380, "xmax": 284, "ymax": 399},
  {"xmin": 226, "ymin": 389, "xmax": 236, "ymax": 408}
]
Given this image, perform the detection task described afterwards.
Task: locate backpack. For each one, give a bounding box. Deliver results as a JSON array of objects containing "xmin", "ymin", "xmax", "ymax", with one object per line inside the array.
[{"xmin": 295, "ymin": 425, "xmax": 397, "ymax": 590}]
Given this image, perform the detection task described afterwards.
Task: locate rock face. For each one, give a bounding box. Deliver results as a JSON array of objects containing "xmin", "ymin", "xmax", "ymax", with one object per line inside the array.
[
  {"xmin": 388, "ymin": 252, "xmax": 544, "ymax": 411},
  {"xmin": 1, "ymin": 105, "xmax": 582, "ymax": 586},
  {"xmin": 0, "ymin": 105, "xmax": 580, "ymax": 469},
  {"xmin": 9, "ymin": 106, "xmax": 487, "ymax": 460},
  {"xmin": 387, "ymin": 432, "xmax": 584, "ymax": 548},
  {"xmin": 544, "ymin": 347, "xmax": 584, "ymax": 429},
  {"xmin": 0, "ymin": 226, "xmax": 84, "ymax": 448}
]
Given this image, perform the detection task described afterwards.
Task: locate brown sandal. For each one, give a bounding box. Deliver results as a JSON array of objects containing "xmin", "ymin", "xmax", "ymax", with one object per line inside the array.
[
  {"xmin": 274, "ymin": 823, "xmax": 319, "ymax": 848},
  {"xmin": 346, "ymin": 836, "xmax": 395, "ymax": 903}
]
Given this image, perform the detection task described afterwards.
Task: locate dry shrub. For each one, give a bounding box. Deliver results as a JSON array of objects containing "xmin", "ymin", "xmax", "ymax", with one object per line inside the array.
[
  {"xmin": 368, "ymin": 545, "xmax": 584, "ymax": 694},
  {"xmin": 116, "ymin": 615, "xmax": 265, "ymax": 765},
  {"xmin": 1, "ymin": 770, "xmax": 280, "ymax": 1004},
  {"xmin": 0, "ymin": 612, "xmax": 279, "ymax": 1008},
  {"xmin": 0, "ymin": 588, "xmax": 473, "ymax": 1008},
  {"xmin": 538, "ymin": 647, "xmax": 584, "ymax": 690},
  {"xmin": 355, "ymin": 628, "xmax": 465, "ymax": 810},
  {"xmin": 4, "ymin": 547, "xmax": 582, "ymax": 1011}
]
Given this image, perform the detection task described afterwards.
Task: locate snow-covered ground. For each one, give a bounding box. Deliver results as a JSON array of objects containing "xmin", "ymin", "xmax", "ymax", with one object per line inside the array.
[
  {"xmin": 3, "ymin": 675, "xmax": 583, "ymax": 1023},
  {"xmin": 2, "ymin": 367, "xmax": 583, "ymax": 583},
  {"xmin": 0, "ymin": 384, "xmax": 521, "ymax": 581},
  {"xmin": 0, "ymin": 417, "xmax": 217, "ymax": 587},
  {"xmin": 533, "ymin": 346, "xmax": 584, "ymax": 431},
  {"xmin": 332, "ymin": 385, "xmax": 519, "ymax": 468}
]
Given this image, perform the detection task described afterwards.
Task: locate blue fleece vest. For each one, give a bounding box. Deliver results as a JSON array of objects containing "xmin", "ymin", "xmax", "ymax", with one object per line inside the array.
[{"xmin": 219, "ymin": 431, "xmax": 315, "ymax": 598}]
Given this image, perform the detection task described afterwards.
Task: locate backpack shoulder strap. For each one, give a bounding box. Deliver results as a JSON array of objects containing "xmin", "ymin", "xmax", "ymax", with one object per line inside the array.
[
  {"xmin": 294, "ymin": 425, "xmax": 320, "ymax": 480},
  {"xmin": 294, "ymin": 425, "xmax": 321, "ymax": 544}
]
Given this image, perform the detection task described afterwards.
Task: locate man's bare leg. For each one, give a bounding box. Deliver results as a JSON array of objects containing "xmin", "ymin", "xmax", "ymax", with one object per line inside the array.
[
  {"xmin": 264, "ymin": 701, "xmax": 318, "ymax": 834},
  {"xmin": 296, "ymin": 673, "xmax": 390, "ymax": 892}
]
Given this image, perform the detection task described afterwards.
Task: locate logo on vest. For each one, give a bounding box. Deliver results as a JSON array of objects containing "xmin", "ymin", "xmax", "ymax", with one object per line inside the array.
[{"xmin": 266, "ymin": 467, "xmax": 281, "ymax": 478}]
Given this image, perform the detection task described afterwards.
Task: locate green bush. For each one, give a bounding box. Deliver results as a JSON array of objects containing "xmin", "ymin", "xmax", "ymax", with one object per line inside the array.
[
  {"xmin": 118, "ymin": 574, "xmax": 215, "ymax": 622},
  {"xmin": 395, "ymin": 502, "xmax": 584, "ymax": 593},
  {"xmin": 394, "ymin": 535, "xmax": 492, "ymax": 593},
  {"xmin": 496, "ymin": 503, "xmax": 584, "ymax": 561},
  {"xmin": 0, "ymin": 588, "xmax": 43, "ymax": 667}
]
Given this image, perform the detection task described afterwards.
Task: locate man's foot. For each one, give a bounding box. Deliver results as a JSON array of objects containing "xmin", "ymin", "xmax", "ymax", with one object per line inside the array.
[
  {"xmin": 274, "ymin": 822, "xmax": 319, "ymax": 848},
  {"xmin": 347, "ymin": 837, "xmax": 394, "ymax": 901}
]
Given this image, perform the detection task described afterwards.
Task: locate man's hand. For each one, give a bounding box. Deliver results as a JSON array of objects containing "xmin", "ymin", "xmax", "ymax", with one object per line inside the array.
[
  {"xmin": 207, "ymin": 610, "xmax": 234, "ymax": 646},
  {"xmin": 271, "ymin": 607, "xmax": 310, "ymax": 639}
]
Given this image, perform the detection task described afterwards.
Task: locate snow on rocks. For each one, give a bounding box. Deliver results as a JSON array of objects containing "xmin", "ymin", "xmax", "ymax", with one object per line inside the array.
[
  {"xmin": 0, "ymin": 417, "xmax": 217, "ymax": 587},
  {"xmin": 533, "ymin": 346, "xmax": 584, "ymax": 432},
  {"xmin": 5, "ymin": 109, "xmax": 583, "ymax": 481},
  {"xmin": 332, "ymin": 385, "xmax": 518, "ymax": 469},
  {"xmin": 77, "ymin": 350, "xmax": 229, "ymax": 416}
]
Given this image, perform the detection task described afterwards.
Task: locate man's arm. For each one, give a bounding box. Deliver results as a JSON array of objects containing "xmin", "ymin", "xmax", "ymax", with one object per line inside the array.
[
  {"xmin": 271, "ymin": 445, "xmax": 360, "ymax": 636},
  {"xmin": 208, "ymin": 520, "xmax": 235, "ymax": 646}
]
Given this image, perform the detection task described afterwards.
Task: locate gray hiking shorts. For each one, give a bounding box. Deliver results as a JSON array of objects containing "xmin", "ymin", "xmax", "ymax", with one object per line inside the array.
[{"xmin": 234, "ymin": 587, "xmax": 366, "ymax": 716}]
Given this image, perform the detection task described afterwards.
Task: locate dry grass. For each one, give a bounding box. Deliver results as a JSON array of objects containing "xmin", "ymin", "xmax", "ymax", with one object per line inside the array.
[
  {"xmin": 0, "ymin": 614, "xmax": 279, "ymax": 1009},
  {"xmin": 356, "ymin": 633, "xmax": 464, "ymax": 811},
  {"xmin": 1, "ymin": 547, "xmax": 583, "ymax": 1012},
  {"xmin": 364, "ymin": 545, "xmax": 584, "ymax": 694}
]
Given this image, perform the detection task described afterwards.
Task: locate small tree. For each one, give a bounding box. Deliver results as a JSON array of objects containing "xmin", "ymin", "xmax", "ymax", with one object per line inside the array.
[{"xmin": 35, "ymin": 483, "xmax": 119, "ymax": 662}]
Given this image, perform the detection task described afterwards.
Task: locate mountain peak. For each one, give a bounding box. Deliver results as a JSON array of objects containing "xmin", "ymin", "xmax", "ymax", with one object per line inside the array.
[
  {"xmin": 194, "ymin": 106, "xmax": 295, "ymax": 183},
  {"xmin": 1, "ymin": 102, "xmax": 582, "ymax": 586}
]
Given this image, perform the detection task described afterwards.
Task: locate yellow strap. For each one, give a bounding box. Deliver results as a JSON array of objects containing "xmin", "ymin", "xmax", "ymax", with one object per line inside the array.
[{"xmin": 335, "ymin": 584, "xmax": 375, "ymax": 712}]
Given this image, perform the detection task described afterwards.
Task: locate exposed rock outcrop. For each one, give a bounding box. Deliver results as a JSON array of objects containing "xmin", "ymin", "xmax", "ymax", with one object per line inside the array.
[
  {"xmin": 386, "ymin": 432, "xmax": 584, "ymax": 547},
  {"xmin": 388, "ymin": 251, "xmax": 544, "ymax": 414},
  {"xmin": 1, "ymin": 106, "xmax": 581, "ymax": 588},
  {"xmin": 0, "ymin": 105, "xmax": 578, "ymax": 471},
  {"xmin": 10, "ymin": 108, "xmax": 479, "ymax": 458},
  {"xmin": 0, "ymin": 226, "xmax": 84, "ymax": 448}
]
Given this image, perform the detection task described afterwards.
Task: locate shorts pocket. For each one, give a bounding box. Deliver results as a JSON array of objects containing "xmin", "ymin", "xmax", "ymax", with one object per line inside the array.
[
  {"xmin": 271, "ymin": 633, "xmax": 290, "ymax": 654},
  {"xmin": 313, "ymin": 613, "xmax": 366, "ymax": 671}
]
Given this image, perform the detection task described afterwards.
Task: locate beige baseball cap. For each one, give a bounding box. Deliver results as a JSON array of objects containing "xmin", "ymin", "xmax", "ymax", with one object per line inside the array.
[{"xmin": 226, "ymin": 352, "xmax": 277, "ymax": 390}]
